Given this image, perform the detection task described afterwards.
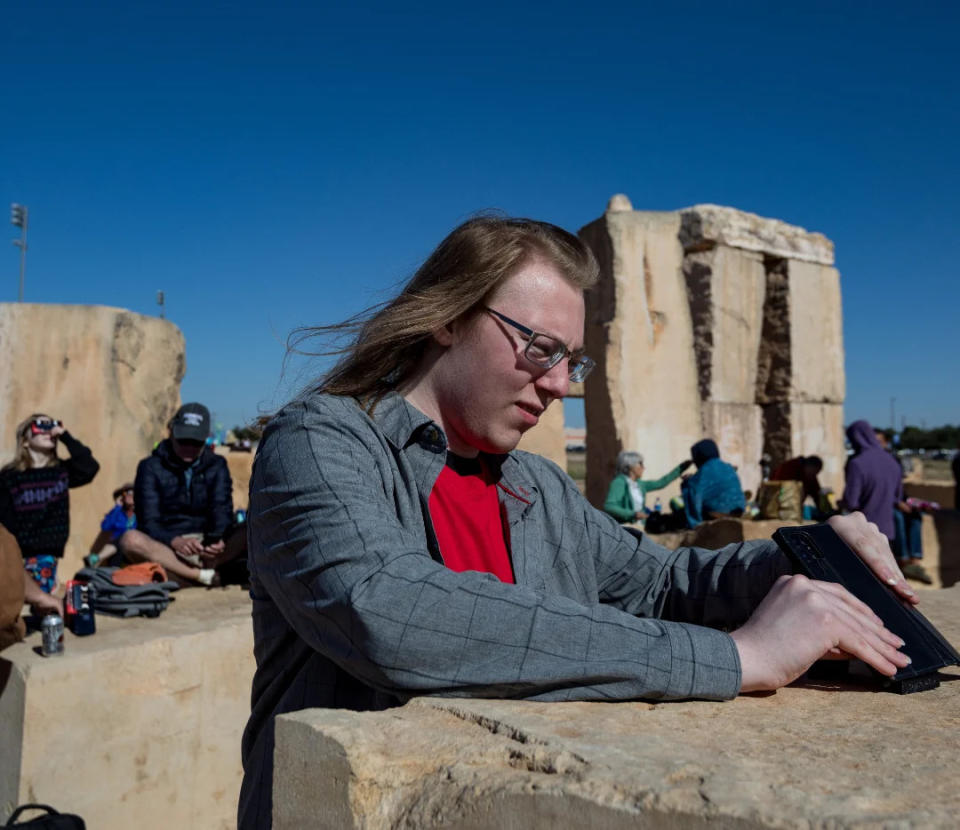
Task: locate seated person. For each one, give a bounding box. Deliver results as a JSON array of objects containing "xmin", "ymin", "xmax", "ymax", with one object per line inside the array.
[
  {"xmin": 681, "ymin": 439, "xmax": 745, "ymax": 527},
  {"xmin": 603, "ymin": 450, "xmax": 691, "ymax": 525},
  {"xmin": 770, "ymin": 455, "xmax": 833, "ymax": 520},
  {"xmin": 120, "ymin": 403, "xmax": 245, "ymax": 586},
  {"xmin": 88, "ymin": 482, "xmax": 137, "ymax": 566}
]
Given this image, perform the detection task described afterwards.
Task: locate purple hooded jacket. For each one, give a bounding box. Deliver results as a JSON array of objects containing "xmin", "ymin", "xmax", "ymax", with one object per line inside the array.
[{"xmin": 842, "ymin": 420, "xmax": 902, "ymax": 540}]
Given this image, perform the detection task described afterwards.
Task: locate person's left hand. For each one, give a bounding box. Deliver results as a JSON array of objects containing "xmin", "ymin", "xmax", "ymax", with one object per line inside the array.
[
  {"xmin": 50, "ymin": 422, "xmax": 65, "ymax": 439},
  {"xmin": 827, "ymin": 512, "xmax": 918, "ymax": 604}
]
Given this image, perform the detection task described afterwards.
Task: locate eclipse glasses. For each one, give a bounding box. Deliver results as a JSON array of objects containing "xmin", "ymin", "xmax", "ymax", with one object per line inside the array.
[{"xmin": 30, "ymin": 418, "xmax": 62, "ymax": 434}]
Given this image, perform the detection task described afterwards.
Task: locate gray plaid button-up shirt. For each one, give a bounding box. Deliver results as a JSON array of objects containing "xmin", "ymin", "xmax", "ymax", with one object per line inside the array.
[{"xmin": 239, "ymin": 391, "xmax": 790, "ymax": 828}]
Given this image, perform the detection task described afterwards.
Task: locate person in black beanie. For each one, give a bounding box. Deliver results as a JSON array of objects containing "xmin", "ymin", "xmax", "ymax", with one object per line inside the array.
[{"xmin": 0, "ymin": 413, "xmax": 99, "ymax": 595}]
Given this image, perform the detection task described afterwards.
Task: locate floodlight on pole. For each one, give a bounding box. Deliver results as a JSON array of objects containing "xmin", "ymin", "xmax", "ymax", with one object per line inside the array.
[
  {"xmin": 156, "ymin": 290, "xmax": 165, "ymax": 319},
  {"xmin": 10, "ymin": 203, "xmax": 28, "ymax": 302}
]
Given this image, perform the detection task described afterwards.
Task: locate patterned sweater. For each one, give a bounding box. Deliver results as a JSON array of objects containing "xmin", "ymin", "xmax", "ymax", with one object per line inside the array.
[{"xmin": 0, "ymin": 432, "xmax": 100, "ymax": 558}]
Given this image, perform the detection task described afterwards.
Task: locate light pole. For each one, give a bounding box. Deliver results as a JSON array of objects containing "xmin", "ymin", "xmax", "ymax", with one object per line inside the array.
[
  {"xmin": 156, "ymin": 290, "xmax": 165, "ymax": 319},
  {"xmin": 10, "ymin": 203, "xmax": 28, "ymax": 302}
]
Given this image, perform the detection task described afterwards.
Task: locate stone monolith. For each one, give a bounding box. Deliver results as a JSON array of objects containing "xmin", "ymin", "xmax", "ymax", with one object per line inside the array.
[{"xmin": 579, "ymin": 200, "xmax": 846, "ymax": 507}]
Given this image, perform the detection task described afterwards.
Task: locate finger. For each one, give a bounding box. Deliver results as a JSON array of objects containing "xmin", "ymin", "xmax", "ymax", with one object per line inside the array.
[
  {"xmin": 827, "ymin": 602, "xmax": 911, "ymax": 666},
  {"xmin": 832, "ymin": 621, "xmax": 910, "ymax": 676},
  {"xmin": 812, "ymin": 580, "xmax": 884, "ymax": 626},
  {"xmin": 815, "ymin": 585, "xmax": 906, "ymax": 649}
]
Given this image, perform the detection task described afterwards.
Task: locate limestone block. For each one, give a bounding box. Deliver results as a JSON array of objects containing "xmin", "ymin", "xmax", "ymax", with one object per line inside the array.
[
  {"xmin": 579, "ymin": 210, "xmax": 702, "ymax": 509},
  {"xmin": 515, "ymin": 399, "xmax": 566, "ymax": 470},
  {"xmin": 787, "ymin": 260, "xmax": 845, "ymax": 402},
  {"xmin": 275, "ymin": 585, "xmax": 960, "ymax": 829},
  {"xmin": 0, "ymin": 304, "xmax": 185, "ymax": 576},
  {"xmin": 699, "ymin": 401, "xmax": 764, "ymax": 496},
  {"xmin": 679, "ymin": 203, "xmax": 835, "ymax": 265},
  {"xmin": 0, "ymin": 587, "xmax": 254, "ymax": 828},
  {"xmin": 684, "ymin": 246, "xmax": 767, "ymax": 404}
]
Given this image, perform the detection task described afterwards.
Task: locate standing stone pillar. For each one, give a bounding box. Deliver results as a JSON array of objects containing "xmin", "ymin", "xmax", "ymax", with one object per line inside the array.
[
  {"xmin": 579, "ymin": 199, "xmax": 846, "ymax": 510},
  {"xmin": 579, "ymin": 197, "xmax": 703, "ymax": 508}
]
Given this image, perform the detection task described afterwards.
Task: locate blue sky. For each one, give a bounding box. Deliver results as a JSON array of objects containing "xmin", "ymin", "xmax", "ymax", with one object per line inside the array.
[{"xmin": 3, "ymin": 1, "xmax": 957, "ymax": 433}]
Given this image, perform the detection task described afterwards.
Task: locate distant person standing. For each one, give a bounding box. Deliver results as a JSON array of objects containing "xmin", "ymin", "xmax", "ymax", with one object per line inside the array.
[
  {"xmin": 681, "ymin": 439, "xmax": 745, "ymax": 527},
  {"xmin": 842, "ymin": 420, "xmax": 902, "ymax": 543},
  {"xmin": 0, "ymin": 414, "xmax": 99, "ymax": 595}
]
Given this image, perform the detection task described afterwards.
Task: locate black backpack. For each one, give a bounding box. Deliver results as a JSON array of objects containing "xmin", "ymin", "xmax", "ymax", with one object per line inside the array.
[
  {"xmin": 3, "ymin": 804, "xmax": 84, "ymax": 829},
  {"xmin": 74, "ymin": 567, "xmax": 179, "ymax": 618}
]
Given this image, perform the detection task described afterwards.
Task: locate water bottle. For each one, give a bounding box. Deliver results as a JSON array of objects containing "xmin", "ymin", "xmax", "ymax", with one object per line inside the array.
[{"xmin": 654, "ymin": 497, "xmax": 662, "ymax": 513}]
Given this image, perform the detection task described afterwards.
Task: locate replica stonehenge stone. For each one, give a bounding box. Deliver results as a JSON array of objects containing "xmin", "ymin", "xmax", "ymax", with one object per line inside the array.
[
  {"xmin": 273, "ymin": 586, "xmax": 960, "ymax": 829},
  {"xmin": 0, "ymin": 303, "xmax": 185, "ymax": 576},
  {"xmin": 579, "ymin": 198, "xmax": 845, "ymax": 506},
  {"xmin": 0, "ymin": 587, "xmax": 253, "ymax": 829}
]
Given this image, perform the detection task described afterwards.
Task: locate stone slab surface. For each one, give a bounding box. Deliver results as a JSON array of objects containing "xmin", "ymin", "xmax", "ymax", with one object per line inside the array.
[
  {"xmin": 0, "ymin": 586, "xmax": 254, "ymax": 829},
  {"xmin": 275, "ymin": 587, "xmax": 960, "ymax": 829}
]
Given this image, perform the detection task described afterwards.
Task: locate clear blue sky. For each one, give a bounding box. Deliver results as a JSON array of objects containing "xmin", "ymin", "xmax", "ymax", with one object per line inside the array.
[{"xmin": 3, "ymin": 1, "xmax": 957, "ymax": 433}]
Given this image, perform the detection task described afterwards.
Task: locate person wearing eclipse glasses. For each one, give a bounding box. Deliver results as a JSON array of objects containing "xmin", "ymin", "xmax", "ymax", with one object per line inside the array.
[
  {"xmin": 238, "ymin": 215, "xmax": 918, "ymax": 830},
  {"xmin": 120, "ymin": 402, "xmax": 245, "ymax": 586},
  {"xmin": 0, "ymin": 413, "xmax": 99, "ymax": 608}
]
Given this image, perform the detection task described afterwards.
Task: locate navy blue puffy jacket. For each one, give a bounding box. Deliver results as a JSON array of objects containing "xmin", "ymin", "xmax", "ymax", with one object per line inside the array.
[{"xmin": 134, "ymin": 440, "xmax": 233, "ymax": 545}]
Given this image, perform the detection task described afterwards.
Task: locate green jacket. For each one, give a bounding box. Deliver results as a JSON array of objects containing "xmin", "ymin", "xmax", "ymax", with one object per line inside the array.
[{"xmin": 603, "ymin": 464, "xmax": 686, "ymax": 522}]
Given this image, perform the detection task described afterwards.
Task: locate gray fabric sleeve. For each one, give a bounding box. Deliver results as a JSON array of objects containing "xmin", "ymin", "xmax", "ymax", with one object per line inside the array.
[{"xmin": 249, "ymin": 403, "xmax": 745, "ymax": 703}]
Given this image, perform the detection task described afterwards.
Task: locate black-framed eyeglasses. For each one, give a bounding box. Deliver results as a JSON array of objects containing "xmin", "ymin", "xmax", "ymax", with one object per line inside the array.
[{"xmin": 484, "ymin": 307, "xmax": 595, "ymax": 383}]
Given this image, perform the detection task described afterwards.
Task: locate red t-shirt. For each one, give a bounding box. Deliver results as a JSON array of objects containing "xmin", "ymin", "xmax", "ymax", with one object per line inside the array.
[{"xmin": 428, "ymin": 454, "xmax": 515, "ymax": 584}]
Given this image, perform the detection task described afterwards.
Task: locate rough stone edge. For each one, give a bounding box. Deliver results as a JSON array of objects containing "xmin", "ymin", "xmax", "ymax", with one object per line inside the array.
[{"xmin": 678, "ymin": 204, "xmax": 835, "ymax": 265}]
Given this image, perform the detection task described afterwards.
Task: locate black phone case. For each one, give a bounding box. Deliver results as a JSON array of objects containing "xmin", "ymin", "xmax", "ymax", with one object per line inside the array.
[{"xmin": 773, "ymin": 524, "xmax": 960, "ymax": 693}]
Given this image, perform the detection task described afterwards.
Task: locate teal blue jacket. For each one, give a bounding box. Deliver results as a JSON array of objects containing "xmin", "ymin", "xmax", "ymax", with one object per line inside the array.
[{"xmin": 603, "ymin": 464, "xmax": 686, "ymax": 522}]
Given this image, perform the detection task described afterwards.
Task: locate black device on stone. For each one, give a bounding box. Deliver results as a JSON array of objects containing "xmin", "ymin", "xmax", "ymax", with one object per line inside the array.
[{"xmin": 773, "ymin": 524, "xmax": 960, "ymax": 694}]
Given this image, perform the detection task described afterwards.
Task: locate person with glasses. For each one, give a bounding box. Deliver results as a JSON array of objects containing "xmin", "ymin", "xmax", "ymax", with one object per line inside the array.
[
  {"xmin": 120, "ymin": 403, "xmax": 244, "ymax": 586},
  {"xmin": 0, "ymin": 413, "xmax": 99, "ymax": 608},
  {"xmin": 239, "ymin": 215, "xmax": 915, "ymax": 830}
]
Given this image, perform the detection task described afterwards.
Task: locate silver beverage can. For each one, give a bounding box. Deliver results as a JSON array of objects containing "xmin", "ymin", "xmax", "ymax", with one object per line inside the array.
[{"xmin": 41, "ymin": 614, "xmax": 65, "ymax": 656}]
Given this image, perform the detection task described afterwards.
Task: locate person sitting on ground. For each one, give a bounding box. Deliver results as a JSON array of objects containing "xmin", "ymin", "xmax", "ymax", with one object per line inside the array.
[
  {"xmin": 0, "ymin": 413, "xmax": 99, "ymax": 597},
  {"xmin": 120, "ymin": 403, "xmax": 245, "ymax": 586},
  {"xmin": 88, "ymin": 482, "xmax": 137, "ymax": 567},
  {"xmin": 680, "ymin": 439, "xmax": 746, "ymax": 527},
  {"xmin": 603, "ymin": 451, "xmax": 691, "ymax": 524},
  {"xmin": 239, "ymin": 215, "xmax": 915, "ymax": 830},
  {"xmin": 770, "ymin": 455, "xmax": 834, "ymax": 519}
]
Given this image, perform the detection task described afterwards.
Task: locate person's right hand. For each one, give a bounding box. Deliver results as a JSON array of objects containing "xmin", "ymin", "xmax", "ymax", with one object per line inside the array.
[
  {"xmin": 730, "ymin": 574, "xmax": 911, "ymax": 692},
  {"xmin": 30, "ymin": 591, "xmax": 63, "ymax": 618},
  {"xmin": 171, "ymin": 536, "xmax": 204, "ymax": 558}
]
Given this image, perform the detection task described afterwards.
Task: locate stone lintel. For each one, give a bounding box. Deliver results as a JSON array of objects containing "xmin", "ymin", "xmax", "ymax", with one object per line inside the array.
[
  {"xmin": 679, "ymin": 204, "xmax": 835, "ymax": 265},
  {"xmin": 274, "ymin": 585, "xmax": 960, "ymax": 829}
]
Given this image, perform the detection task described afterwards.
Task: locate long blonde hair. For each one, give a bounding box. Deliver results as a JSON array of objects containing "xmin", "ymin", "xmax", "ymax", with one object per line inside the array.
[
  {"xmin": 3, "ymin": 413, "xmax": 58, "ymax": 472},
  {"xmin": 288, "ymin": 214, "xmax": 598, "ymax": 409}
]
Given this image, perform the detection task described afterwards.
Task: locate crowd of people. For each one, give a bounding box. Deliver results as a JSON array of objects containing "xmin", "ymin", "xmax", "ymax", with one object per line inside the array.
[
  {"xmin": 600, "ymin": 418, "xmax": 943, "ymax": 588},
  {"xmin": 0, "ymin": 403, "xmax": 248, "ymax": 642},
  {"xmin": 0, "ymin": 215, "xmax": 951, "ymax": 830}
]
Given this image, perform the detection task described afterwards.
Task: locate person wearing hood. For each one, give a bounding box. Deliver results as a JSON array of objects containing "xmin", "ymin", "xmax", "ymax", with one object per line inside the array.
[
  {"xmin": 842, "ymin": 420, "xmax": 902, "ymax": 544},
  {"xmin": 681, "ymin": 439, "xmax": 746, "ymax": 527},
  {"xmin": 119, "ymin": 403, "xmax": 242, "ymax": 586}
]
